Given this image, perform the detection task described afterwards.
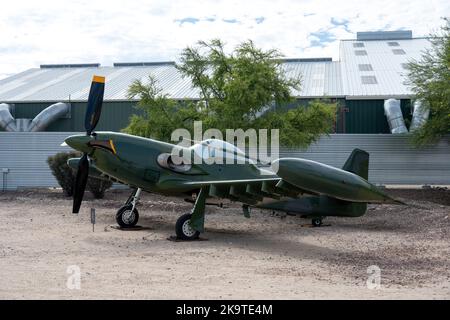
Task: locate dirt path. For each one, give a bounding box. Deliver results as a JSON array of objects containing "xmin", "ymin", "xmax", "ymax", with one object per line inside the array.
[{"xmin": 0, "ymin": 188, "xmax": 449, "ymax": 299}]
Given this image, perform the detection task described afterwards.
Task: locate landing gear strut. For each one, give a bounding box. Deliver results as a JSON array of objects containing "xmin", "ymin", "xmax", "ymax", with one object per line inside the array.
[{"xmin": 116, "ymin": 188, "xmax": 141, "ymax": 228}]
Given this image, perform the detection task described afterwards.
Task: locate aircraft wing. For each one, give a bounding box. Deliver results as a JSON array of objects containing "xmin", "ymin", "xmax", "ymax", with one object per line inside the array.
[
  {"xmin": 181, "ymin": 177, "xmax": 280, "ymax": 186},
  {"xmin": 180, "ymin": 177, "xmax": 317, "ymax": 204}
]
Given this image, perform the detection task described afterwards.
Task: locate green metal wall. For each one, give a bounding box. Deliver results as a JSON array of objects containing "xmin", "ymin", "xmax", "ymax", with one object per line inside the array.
[
  {"xmin": 5, "ymin": 101, "xmax": 137, "ymax": 132},
  {"xmin": 3, "ymin": 99, "xmax": 413, "ymax": 134},
  {"xmin": 342, "ymin": 99, "xmax": 412, "ymax": 133}
]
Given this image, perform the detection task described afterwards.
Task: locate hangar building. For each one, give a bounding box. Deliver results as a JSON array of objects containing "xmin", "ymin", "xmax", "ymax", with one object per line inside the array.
[{"xmin": 0, "ymin": 30, "xmax": 430, "ymax": 134}]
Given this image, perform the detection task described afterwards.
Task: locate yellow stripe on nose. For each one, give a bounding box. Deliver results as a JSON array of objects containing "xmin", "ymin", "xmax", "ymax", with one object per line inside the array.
[
  {"xmin": 92, "ymin": 75, "xmax": 105, "ymax": 83},
  {"xmin": 109, "ymin": 140, "xmax": 117, "ymax": 154}
]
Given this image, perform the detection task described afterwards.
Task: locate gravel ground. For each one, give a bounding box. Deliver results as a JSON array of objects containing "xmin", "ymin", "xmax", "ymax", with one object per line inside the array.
[{"xmin": 0, "ymin": 188, "xmax": 449, "ymax": 299}]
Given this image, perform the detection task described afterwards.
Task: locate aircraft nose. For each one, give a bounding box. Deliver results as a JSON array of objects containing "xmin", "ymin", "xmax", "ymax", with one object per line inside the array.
[{"xmin": 65, "ymin": 135, "xmax": 92, "ymax": 153}]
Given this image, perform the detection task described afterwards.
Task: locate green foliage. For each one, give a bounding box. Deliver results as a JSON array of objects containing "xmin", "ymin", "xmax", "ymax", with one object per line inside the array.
[
  {"xmin": 123, "ymin": 39, "xmax": 336, "ymax": 147},
  {"xmin": 123, "ymin": 76, "xmax": 199, "ymax": 141},
  {"xmin": 87, "ymin": 178, "xmax": 112, "ymax": 199},
  {"xmin": 406, "ymin": 18, "xmax": 450, "ymax": 146},
  {"xmin": 47, "ymin": 151, "xmax": 79, "ymax": 196},
  {"xmin": 47, "ymin": 152, "xmax": 112, "ymax": 199},
  {"xmin": 256, "ymin": 100, "xmax": 337, "ymax": 148}
]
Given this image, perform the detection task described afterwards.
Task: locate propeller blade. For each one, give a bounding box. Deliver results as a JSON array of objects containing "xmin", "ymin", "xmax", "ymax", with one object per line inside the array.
[
  {"xmin": 85, "ymin": 75, "xmax": 105, "ymax": 135},
  {"xmin": 72, "ymin": 153, "xmax": 89, "ymax": 214}
]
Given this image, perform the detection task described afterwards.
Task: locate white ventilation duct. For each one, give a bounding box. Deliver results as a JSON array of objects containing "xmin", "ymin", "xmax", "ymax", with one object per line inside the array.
[
  {"xmin": 0, "ymin": 102, "xmax": 70, "ymax": 132},
  {"xmin": 27, "ymin": 102, "xmax": 70, "ymax": 132},
  {"xmin": 384, "ymin": 99, "xmax": 408, "ymax": 134},
  {"xmin": 0, "ymin": 103, "xmax": 17, "ymax": 131},
  {"xmin": 410, "ymin": 100, "xmax": 430, "ymax": 132}
]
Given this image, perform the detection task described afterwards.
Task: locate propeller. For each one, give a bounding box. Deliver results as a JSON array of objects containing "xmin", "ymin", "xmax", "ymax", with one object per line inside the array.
[
  {"xmin": 72, "ymin": 75, "xmax": 105, "ymax": 214},
  {"xmin": 85, "ymin": 75, "xmax": 105, "ymax": 135}
]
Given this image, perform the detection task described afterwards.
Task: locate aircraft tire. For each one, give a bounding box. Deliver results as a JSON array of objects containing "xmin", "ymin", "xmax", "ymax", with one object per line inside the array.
[
  {"xmin": 311, "ymin": 218, "xmax": 323, "ymax": 227},
  {"xmin": 175, "ymin": 213, "xmax": 200, "ymax": 240},
  {"xmin": 116, "ymin": 205, "xmax": 139, "ymax": 228}
]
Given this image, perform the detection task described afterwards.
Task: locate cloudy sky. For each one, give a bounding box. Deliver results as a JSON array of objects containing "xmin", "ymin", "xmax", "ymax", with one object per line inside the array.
[{"xmin": 0, "ymin": 0, "xmax": 448, "ymax": 79}]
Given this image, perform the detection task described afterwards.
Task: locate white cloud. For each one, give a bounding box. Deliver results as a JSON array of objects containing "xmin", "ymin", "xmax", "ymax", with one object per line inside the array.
[{"xmin": 0, "ymin": 0, "xmax": 448, "ymax": 79}]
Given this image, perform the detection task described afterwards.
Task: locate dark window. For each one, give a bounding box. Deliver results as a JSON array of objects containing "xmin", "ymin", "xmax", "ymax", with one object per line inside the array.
[
  {"xmin": 361, "ymin": 76, "xmax": 378, "ymax": 84},
  {"xmin": 392, "ymin": 49, "xmax": 406, "ymax": 55},
  {"xmin": 358, "ymin": 64, "xmax": 373, "ymax": 71},
  {"xmin": 387, "ymin": 41, "xmax": 400, "ymax": 46},
  {"xmin": 353, "ymin": 42, "xmax": 365, "ymax": 48},
  {"xmin": 354, "ymin": 50, "xmax": 368, "ymax": 56}
]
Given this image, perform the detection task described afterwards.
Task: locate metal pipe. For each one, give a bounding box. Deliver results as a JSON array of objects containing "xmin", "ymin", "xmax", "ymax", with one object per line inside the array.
[
  {"xmin": 383, "ymin": 99, "xmax": 408, "ymax": 134},
  {"xmin": 0, "ymin": 103, "xmax": 17, "ymax": 132},
  {"xmin": 28, "ymin": 102, "xmax": 70, "ymax": 132},
  {"xmin": 410, "ymin": 100, "xmax": 430, "ymax": 132}
]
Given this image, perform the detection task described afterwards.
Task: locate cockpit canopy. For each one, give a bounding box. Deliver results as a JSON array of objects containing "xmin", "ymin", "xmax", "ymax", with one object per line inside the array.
[
  {"xmin": 189, "ymin": 139, "xmax": 255, "ymax": 164},
  {"xmin": 157, "ymin": 139, "xmax": 256, "ymax": 173}
]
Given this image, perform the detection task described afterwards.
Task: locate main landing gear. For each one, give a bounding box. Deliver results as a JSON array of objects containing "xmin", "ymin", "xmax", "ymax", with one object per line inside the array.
[
  {"xmin": 175, "ymin": 213, "xmax": 200, "ymax": 240},
  {"xmin": 175, "ymin": 187, "xmax": 209, "ymax": 240},
  {"xmin": 114, "ymin": 187, "xmax": 208, "ymax": 240},
  {"xmin": 116, "ymin": 188, "xmax": 141, "ymax": 228}
]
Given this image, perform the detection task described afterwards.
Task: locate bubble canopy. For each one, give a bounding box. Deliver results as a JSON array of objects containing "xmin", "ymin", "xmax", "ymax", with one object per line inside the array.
[{"xmin": 189, "ymin": 139, "xmax": 254, "ymax": 164}]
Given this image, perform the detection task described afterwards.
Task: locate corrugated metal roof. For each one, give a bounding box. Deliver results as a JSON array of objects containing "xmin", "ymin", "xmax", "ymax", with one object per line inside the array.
[
  {"xmin": 0, "ymin": 36, "xmax": 432, "ymax": 102},
  {"xmin": 0, "ymin": 65, "xmax": 198, "ymax": 102},
  {"xmin": 281, "ymin": 61, "xmax": 343, "ymax": 97},
  {"xmin": 340, "ymin": 38, "xmax": 431, "ymax": 99},
  {"xmin": 0, "ymin": 61, "xmax": 343, "ymax": 102}
]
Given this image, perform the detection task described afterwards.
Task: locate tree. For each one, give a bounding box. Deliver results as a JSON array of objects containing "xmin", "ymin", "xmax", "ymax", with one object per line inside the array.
[
  {"xmin": 406, "ymin": 19, "xmax": 450, "ymax": 146},
  {"xmin": 123, "ymin": 39, "xmax": 336, "ymax": 147},
  {"xmin": 123, "ymin": 76, "xmax": 199, "ymax": 141}
]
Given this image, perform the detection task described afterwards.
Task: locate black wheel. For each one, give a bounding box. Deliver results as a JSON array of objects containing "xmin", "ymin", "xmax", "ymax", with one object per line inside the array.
[
  {"xmin": 312, "ymin": 218, "xmax": 322, "ymax": 227},
  {"xmin": 116, "ymin": 205, "xmax": 139, "ymax": 228},
  {"xmin": 175, "ymin": 213, "xmax": 200, "ymax": 240}
]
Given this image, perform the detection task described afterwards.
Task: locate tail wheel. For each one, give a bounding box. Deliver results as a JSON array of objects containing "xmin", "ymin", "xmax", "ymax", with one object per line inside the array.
[
  {"xmin": 116, "ymin": 205, "xmax": 139, "ymax": 228},
  {"xmin": 175, "ymin": 213, "xmax": 200, "ymax": 240},
  {"xmin": 312, "ymin": 218, "xmax": 323, "ymax": 227}
]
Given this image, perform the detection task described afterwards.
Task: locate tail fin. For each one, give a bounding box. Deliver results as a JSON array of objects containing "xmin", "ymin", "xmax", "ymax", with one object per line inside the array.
[{"xmin": 342, "ymin": 148, "xmax": 369, "ymax": 180}]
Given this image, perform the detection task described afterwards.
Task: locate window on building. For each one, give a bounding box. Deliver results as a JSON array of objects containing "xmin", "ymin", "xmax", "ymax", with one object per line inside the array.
[
  {"xmin": 392, "ymin": 49, "xmax": 406, "ymax": 55},
  {"xmin": 388, "ymin": 41, "xmax": 400, "ymax": 46},
  {"xmin": 354, "ymin": 50, "xmax": 368, "ymax": 56},
  {"xmin": 401, "ymin": 63, "xmax": 409, "ymax": 69},
  {"xmin": 358, "ymin": 64, "xmax": 373, "ymax": 71},
  {"xmin": 353, "ymin": 42, "xmax": 365, "ymax": 48},
  {"xmin": 361, "ymin": 76, "xmax": 378, "ymax": 84}
]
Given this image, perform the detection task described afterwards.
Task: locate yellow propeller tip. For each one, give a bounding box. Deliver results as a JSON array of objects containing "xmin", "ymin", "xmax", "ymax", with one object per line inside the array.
[{"xmin": 92, "ymin": 75, "xmax": 105, "ymax": 83}]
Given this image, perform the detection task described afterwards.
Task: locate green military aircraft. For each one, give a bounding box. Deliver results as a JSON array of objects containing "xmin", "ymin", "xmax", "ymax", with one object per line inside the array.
[{"xmin": 65, "ymin": 76, "xmax": 402, "ymax": 240}]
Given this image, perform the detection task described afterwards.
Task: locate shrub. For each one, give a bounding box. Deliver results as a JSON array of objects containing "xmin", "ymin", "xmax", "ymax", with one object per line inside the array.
[
  {"xmin": 47, "ymin": 151, "xmax": 80, "ymax": 197},
  {"xmin": 47, "ymin": 152, "xmax": 112, "ymax": 198},
  {"xmin": 87, "ymin": 177, "xmax": 112, "ymax": 199}
]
